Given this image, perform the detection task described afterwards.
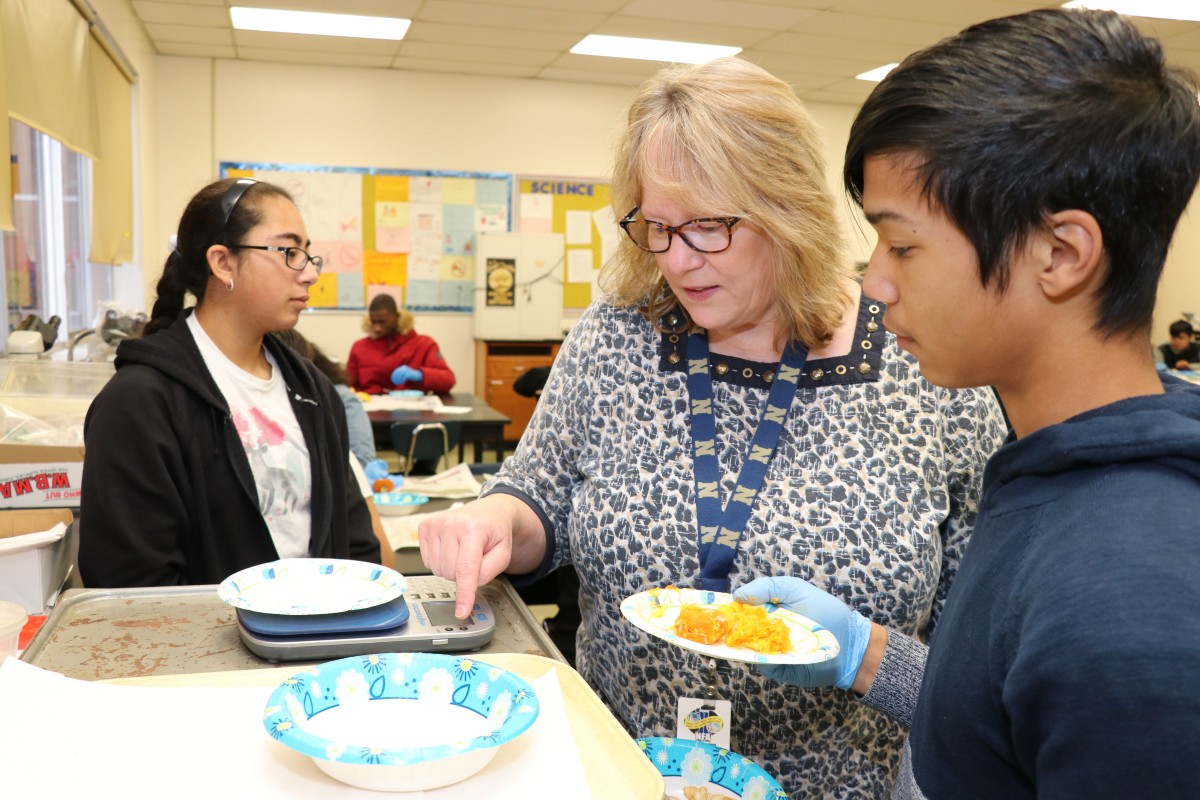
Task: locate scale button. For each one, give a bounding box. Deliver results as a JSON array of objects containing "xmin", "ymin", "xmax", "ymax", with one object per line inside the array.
[
  {"xmin": 459, "ymin": 626, "xmax": 468, "ymax": 631},
  {"xmin": 444, "ymin": 626, "xmax": 455, "ymax": 631},
  {"xmin": 476, "ymin": 613, "xmax": 489, "ymax": 621},
  {"xmin": 432, "ymin": 638, "xmax": 449, "ymax": 646}
]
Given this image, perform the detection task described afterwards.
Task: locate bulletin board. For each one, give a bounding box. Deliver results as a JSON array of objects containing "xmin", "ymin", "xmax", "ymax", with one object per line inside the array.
[
  {"xmin": 219, "ymin": 162, "xmax": 513, "ymax": 312},
  {"xmin": 515, "ymin": 176, "xmax": 615, "ymax": 310}
]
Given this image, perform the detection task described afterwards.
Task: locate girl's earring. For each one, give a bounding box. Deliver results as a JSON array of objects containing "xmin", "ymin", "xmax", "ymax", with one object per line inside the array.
[{"xmin": 228, "ymin": 278, "xmax": 235, "ymax": 292}]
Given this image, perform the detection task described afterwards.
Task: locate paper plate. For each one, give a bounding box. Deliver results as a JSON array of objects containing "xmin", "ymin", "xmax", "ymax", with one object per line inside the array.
[
  {"xmin": 636, "ymin": 738, "xmax": 789, "ymax": 800},
  {"xmin": 236, "ymin": 594, "xmax": 411, "ymax": 636},
  {"xmin": 620, "ymin": 587, "xmax": 838, "ymax": 665},
  {"xmin": 218, "ymin": 558, "xmax": 406, "ymax": 616}
]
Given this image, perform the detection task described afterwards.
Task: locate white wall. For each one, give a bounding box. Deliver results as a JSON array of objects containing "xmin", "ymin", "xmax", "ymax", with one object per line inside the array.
[
  {"xmin": 151, "ymin": 53, "xmax": 1200, "ymax": 390},
  {"xmin": 152, "ymin": 57, "xmax": 876, "ymax": 391}
]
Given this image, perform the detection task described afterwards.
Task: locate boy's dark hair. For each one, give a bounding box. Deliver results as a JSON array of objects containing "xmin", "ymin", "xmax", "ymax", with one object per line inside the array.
[
  {"xmin": 1169, "ymin": 319, "xmax": 1195, "ymax": 338},
  {"xmin": 844, "ymin": 9, "xmax": 1200, "ymax": 336},
  {"xmin": 369, "ymin": 293, "xmax": 398, "ymax": 314}
]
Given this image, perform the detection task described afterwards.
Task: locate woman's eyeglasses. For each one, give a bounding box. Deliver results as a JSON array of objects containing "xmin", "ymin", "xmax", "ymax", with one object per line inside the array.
[
  {"xmin": 230, "ymin": 244, "xmax": 324, "ymax": 275},
  {"xmin": 619, "ymin": 206, "xmax": 740, "ymax": 254}
]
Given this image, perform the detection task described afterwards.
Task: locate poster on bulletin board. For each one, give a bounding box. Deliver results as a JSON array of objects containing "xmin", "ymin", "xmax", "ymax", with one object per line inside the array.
[
  {"xmin": 516, "ymin": 176, "xmax": 616, "ymax": 309},
  {"xmin": 220, "ymin": 162, "xmax": 513, "ymax": 312}
]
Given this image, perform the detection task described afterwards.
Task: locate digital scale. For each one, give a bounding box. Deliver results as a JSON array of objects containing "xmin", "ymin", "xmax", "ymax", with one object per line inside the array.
[{"xmin": 236, "ymin": 575, "xmax": 496, "ymax": 662}]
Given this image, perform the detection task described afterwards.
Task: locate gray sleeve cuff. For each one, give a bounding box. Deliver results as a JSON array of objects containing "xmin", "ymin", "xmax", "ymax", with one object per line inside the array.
[
  {"xmin": 858, "ymin": 629, "xmax": 928, "ymax": 728},
  {"xmin": 480, "ymin": 483, "xmax": 557, "ymax": 586}
]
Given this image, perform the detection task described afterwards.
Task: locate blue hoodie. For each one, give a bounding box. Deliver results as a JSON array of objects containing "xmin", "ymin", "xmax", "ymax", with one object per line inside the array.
[{"xmin": 877, "ymin": 378, "xmax": 1200, "ymax": 799}]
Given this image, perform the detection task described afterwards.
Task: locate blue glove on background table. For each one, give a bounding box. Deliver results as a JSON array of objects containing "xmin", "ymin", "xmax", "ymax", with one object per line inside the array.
[
  {"xmin": 734, "ymin": 576, "xmax": 874, "ymax": 690},
  {"xmin": 391, "ymin": 365, "xmax": 423, "ymax": 385}
]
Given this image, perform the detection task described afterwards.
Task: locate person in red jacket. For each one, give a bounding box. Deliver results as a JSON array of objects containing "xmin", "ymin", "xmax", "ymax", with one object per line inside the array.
[{"xmin": 346, "ymin": 294, "xmax": 456, "ymax": 394}]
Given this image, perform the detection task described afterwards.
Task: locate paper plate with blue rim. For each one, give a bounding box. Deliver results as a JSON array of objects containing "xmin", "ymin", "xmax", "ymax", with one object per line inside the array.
[
  {"xmin": 218, "ymin": 558, "xmax": 406, "ymax": 616},
  {"xmin": 388, "ymin": 389, "xmax": 426, "ymax": 398},
  {"xmin": 636, "ymin": 737, "xmax": 789, "ymax": 800},
  {"xmin": 263, "ymin": 652, "xmax": 540, "ymax": 792},
  {"xmin": 620, "ymin": 586, "xmax": 839, "ymax": 665}
]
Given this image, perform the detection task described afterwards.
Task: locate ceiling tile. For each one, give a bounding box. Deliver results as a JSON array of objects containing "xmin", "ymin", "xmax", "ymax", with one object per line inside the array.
[
  {"xmin": 790, "ymin": 11, "xmax": 960, "ymax": 46},
  {"xmin": 592, "ymin": 16, "xmax": 774, "ymax": 48},
  {"xmin": 546, "ymin": 52, "xmax": 673, "ymax": 77},
  {"xmin": 619, "ymin": 0, "xmax": 818, "ymax": 31},
  {"xmin": 235, "ymin": 0, "xmax": 422, "ymax": 15},
  {"xmin": 132, "ymin": 1, "xmax": 228, "ymax": 26},
  {"xmin": 144, "ymin": 22, "xmax": 233, "ymax": 45},
  {"xmin": 407, "ymin": 21, "xmax": 579, "ymax": 51},
  {"xmin": 233, "ymin": 29, "xmax": 403, "ymax": 55},
  {"xmin": 156, "ymin": 41, "xmax": 238, "ymax": 58},
  {"xmin": 122, "ymin": 0, "xmax": 1200, "ymax": 97},
  {"xmin": 419, "ymin": 1, "xmax": 604, "ymax": 34}
]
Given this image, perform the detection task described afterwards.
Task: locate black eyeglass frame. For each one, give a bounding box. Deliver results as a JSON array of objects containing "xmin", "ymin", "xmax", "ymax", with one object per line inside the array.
[
  {"xmin": 228, "ymin": 244, "xmax": 324, "ymax": 275},
  {"xmin": 619, "ymin": 206, "xmax": 741, "ymax": 254}
]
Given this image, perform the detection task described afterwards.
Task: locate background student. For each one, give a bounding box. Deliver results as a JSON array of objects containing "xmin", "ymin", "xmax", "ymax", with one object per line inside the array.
[
  {"xmin": 736, "ymin": 9, "xmax": 1200, "ymax": 798},
  {"xmin": 346, "ymin": 294, "xmax": 456, "ymax": 394},
  {"xmin": 80, "ymin": 177, "xmax": 382, "ymax": 587},
  {"xmin": 1158, "ymin": 318, "xmax": 1200, "ymax": 369}
]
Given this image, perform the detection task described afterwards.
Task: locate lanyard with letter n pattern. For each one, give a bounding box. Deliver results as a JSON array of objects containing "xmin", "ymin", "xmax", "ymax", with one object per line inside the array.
[{"xmin": 686, "ymin": 331, "xmax": 808, "ymax": 592}]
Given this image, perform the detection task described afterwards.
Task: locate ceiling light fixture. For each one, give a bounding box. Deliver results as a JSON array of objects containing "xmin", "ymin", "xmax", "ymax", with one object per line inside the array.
[
  {"xmin": 570, "ymin": 34, "xmax": 740, "ymax": 64},
  {"xmin": 229, "ymin": 6, "xmax": 411, "ymax": 40},
  {"xmin": 1061, "ymin": 1, "xmax": 1200, "ymax": 23},
  {"xmin": 855, "ymin": 63, "xmax": 899, "ymax": 82}
]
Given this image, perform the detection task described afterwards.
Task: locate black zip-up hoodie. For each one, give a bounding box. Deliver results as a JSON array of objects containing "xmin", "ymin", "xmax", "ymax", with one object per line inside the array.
[{"xmin": 79, "ymin": 310, "xmax": 380, "ymax": 587}]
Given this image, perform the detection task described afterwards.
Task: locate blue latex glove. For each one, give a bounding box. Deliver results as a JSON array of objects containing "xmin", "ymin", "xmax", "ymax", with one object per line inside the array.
[
  {"xmin": 734, "ymin": 576, "xmax": 873, "ymax": 690},
  {"xmin": 391, "ymin": 365, "xmax": 423, "ymax": 385},
  {"xmin": 363, "ymin": 459, "xmax": 390, "ymax": 482}
]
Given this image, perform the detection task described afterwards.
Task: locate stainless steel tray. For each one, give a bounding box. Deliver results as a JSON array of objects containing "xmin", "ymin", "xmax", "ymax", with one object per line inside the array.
[{"xmin": 22, "ymin": 578, "xmax": 564, "ymax": 680}]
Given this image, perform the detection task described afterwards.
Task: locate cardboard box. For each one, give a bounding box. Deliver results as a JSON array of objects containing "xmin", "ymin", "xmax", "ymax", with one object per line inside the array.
[
  {"xmin": 0, "ymin": 508, "xmax": 75, "ymax": 614},
  {"xmin": 0, "ymin": 443, "xmax": 85, "ymax": 509}
]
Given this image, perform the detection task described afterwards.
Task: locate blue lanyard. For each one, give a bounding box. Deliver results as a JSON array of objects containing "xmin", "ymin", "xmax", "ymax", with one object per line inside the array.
[{"xmin": 686, "ymin": 332, "xmax": 807, "ymax": 592}]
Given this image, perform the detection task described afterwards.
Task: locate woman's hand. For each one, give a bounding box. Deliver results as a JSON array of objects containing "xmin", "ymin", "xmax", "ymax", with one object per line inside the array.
[
  {"xmin": 417, "ymin": 494, "xmax": 543, "ymax": 618},
  {"xmin": 734, "ymin": 576, "xmax": 877, "ymax": 691}
]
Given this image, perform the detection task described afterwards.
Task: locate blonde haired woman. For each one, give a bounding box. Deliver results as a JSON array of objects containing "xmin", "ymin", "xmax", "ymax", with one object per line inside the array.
[{"xmin": 419, "ymin": 57, "xmax": 1007, "ymax": 798}]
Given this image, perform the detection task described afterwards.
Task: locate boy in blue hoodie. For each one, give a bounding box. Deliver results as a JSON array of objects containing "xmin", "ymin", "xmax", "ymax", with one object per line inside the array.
[{"xmin": 737, "ymin": 8, "xmax": 1200, "ymax": 799}]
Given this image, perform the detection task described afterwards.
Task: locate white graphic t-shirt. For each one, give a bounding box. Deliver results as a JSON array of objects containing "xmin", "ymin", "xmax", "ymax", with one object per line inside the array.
[{"xmin": 188, "ymin": 314, "xmax": 312, "ymax": 558}]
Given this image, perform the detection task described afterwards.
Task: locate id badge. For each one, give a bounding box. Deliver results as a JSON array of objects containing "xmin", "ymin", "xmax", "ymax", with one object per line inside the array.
[{"xmin": 676, "ymin": 696, "xmax": 732, "ymax": 750}]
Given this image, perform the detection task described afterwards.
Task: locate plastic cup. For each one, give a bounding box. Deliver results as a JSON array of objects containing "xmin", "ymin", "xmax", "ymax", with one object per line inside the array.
[{"xmin": 0, "ymin": 600, "xmax": 28, "ymax": 661}]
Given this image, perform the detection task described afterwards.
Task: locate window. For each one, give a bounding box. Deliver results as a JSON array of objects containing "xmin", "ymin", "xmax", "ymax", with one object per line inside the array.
[{"xmin": 0, "ymin": 120, "xmax": 113, "ymax": 350}]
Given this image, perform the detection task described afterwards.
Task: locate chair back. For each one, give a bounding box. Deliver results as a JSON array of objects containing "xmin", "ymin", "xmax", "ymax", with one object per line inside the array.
[{"xmin": 390, "ymin": 420, "xmax": 461, "ymax": 476}]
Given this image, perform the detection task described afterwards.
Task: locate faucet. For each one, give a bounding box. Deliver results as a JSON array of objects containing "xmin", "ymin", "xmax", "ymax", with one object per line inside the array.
[{"xmin": 67, "ymin": 329, "xmax": 96, "ymax": 361}]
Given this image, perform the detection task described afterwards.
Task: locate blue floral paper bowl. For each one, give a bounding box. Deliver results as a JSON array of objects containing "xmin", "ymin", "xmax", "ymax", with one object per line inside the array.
[
  {"xmin": 372, "ymin": 491, "xmax": 430, "ymax": 517},
  {"xmin": 263, "ymin": 652, "xmax": 540, "ymax": 791},
  {"xmin": 636, "ymin": 737, "xmax": 790, "ymax": 800}
]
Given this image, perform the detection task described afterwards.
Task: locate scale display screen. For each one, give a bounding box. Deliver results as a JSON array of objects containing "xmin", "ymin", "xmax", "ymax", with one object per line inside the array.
[{"xmin": 423, "ymin": 600, "xmax": 469, "ymax": 627}]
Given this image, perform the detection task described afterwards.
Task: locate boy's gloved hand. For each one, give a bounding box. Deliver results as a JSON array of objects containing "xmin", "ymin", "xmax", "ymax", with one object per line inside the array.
[
  {"xmin": 391, "ymin": 365, "xmax": 423, "ymax": 385},
  {"xmin": 734, "ymin": 576, "xmax": 873, "ymax": 690}
]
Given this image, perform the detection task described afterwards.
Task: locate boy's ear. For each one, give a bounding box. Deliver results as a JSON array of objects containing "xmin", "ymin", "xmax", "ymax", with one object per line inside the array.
[{"xmin": 1038, "ymin": 209, "xmax": 1103, "ymax": 299}]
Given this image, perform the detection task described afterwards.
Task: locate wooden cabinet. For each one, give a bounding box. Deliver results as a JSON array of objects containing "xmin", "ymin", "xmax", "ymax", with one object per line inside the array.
[{"xmin": 475, "ymin": 340, "xmax": 560, "ymax": 444}]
